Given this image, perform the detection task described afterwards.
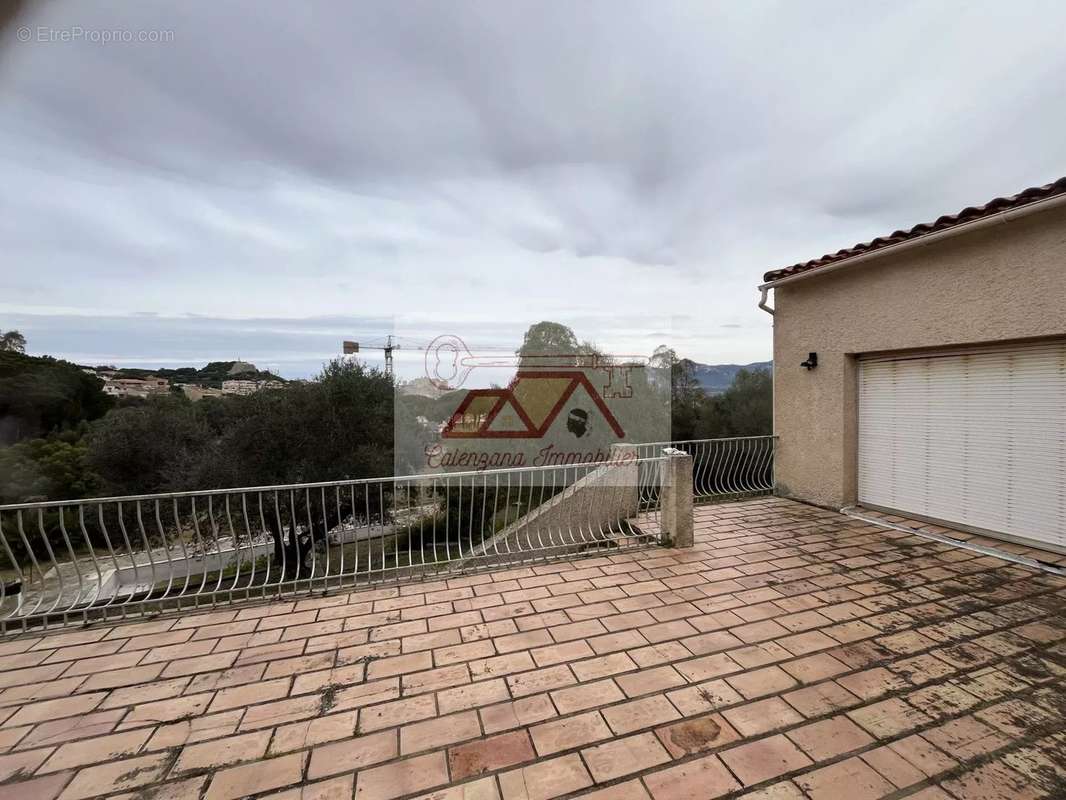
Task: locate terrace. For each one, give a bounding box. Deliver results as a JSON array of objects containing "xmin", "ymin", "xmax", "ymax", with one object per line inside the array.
[{"xmin": 1, "ymin": 447, "xmax": 1065, "ymax": 799}]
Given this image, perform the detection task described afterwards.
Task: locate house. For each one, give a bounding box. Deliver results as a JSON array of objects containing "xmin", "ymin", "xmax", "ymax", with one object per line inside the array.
[
  {"xmin": 221, "ymin": 378, "xmax": 285, "ymax": 395},
  {"xmin": 221, "ymin": 379, "xmax": 260, "ymax": 395},
  {"xmin": 101, "ymin": 375, "xmax": 170, "ymax": 398},
  {"xmin": 400, "ymin": 376, "xmax": 455, "ymax": 399},
  {"xmin": 179, "ymin": 384, "xmax": 225, "ymax": 401},
  {"xmin": 759, "ymin": 176, "xmax": 1066, "ymax": 553}
]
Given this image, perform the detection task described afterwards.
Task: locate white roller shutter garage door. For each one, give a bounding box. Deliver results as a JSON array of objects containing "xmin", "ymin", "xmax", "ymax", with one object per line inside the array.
[{"xmin": 858, "ymin": 340, "xmax": 1066, "ymax": 551}]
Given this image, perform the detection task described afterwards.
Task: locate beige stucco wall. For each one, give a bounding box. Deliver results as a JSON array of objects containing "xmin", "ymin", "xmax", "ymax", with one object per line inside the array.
[{"xmin": 771, "ymin": 203, "xmax": 1066, "ymax": 509}]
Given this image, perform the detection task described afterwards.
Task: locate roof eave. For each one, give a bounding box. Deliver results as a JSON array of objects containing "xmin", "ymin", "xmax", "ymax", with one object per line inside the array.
[{"xmin": 759, "ymin": 190, "xmax": 1066, "ymax": 289}]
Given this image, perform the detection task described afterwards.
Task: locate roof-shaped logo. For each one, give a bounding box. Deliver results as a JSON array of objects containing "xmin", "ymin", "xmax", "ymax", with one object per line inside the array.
[{"xmin": 441, "ymin": 370, "xmax": 625, "ymax": 439}]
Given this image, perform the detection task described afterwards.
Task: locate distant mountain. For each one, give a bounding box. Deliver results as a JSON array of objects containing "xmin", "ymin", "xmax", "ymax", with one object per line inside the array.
[{"xmin": 689, "ymin": 360, "xmax": 772, "ymax": 394}]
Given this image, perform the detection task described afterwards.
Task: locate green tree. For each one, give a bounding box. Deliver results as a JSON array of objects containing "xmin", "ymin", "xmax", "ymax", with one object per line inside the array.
[
  {"xmin": 517, "ymin": 321, "xmax": 579, "ymax": 357},
  {"xmin": 0, "ymin": 330, "xmax": 26, "ymax": 353},
  {"xmin": 85, "ymin": 359, "xmax": 394, "ymax": 495},
  {"xmin": 84, "ymin": 395, "xmax": 210, "ymax": 495},
  {"xmin": 0, "ymin": 428, "xmax": 104, "ymax": 570},
  {"xmin": 516, "ymin": 321, "xmax": 612, "ymax": 375},
  {"xmin": 695, "ymin": 368, "xmax": 772, "ymax": 438},
  {"xmin": 652, "ymin": 347, "xmax": 705, "ymax": 441},
  {"xmin": 84, "ymin": 358, "xmax": 396, "ymax": 575},
  {"xmin": 0, "ymin": 431, "xmax": 100, "ymax": 504},
  {"xmin": 0, "ymin": 351, "xmax": 113, "ymax": 444}
]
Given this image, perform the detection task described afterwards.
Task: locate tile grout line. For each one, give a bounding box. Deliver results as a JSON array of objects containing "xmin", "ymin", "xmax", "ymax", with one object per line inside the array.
[
  {"xmin": 7, "ymin": 564, "xmax": 1064, "ymax": 793},
  {"xmin": 2, "ymin": 501, "xmax": 1066, "ymax": 800},
  {"xmin": 841, "ymin": 507, "xmax": 1066, "ymax": 578}
]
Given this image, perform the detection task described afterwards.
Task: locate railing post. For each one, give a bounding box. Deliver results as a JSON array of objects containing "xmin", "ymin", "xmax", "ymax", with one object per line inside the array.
[
  {"xmin": 661, "ymin": 448, "xmax": 693, "ymax": 548},
  {"xmin": 609, "ymin": 443, "xmax": 639, "ymax": 519}
]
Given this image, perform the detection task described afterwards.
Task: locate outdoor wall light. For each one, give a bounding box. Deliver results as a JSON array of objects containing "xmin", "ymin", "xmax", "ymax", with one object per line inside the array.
[{"xmin": 801, "ymin": 352, "xmax": 818, "ymax": 370}]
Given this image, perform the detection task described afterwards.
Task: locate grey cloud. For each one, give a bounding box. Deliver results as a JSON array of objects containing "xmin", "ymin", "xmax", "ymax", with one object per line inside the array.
[
  {"xmin": 4, "ymin": 311, "xmax": 394, "ymax": 378},
  {"xmin": 2, "ymin": 2, "xmax": 1064, "ymax": 369}
]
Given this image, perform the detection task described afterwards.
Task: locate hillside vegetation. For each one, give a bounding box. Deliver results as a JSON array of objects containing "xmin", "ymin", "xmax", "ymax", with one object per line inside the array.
[
  {"xmin": 0, "ymin": 351, "xmax": 113, "ymax": 445},
  {"xmin": 98, "ymin": 361, "xmax": 285, "ymax": 388},
  {"xmin": 0, "ymin": 323, "xmax": 770, "ymax": 506},
  {"xmin": 688, "ymin": 360, "xmax": 773, "ymax": 393}
]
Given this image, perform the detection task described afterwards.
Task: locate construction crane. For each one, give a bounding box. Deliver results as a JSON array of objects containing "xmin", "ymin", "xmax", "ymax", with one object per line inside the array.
[
  {"xmin": 342, "ymin": 335, "xmax": 399, "ymax": 376},
  {"xmin": 343, "ymin": 334, "xmax": 573, "ymax": 383}
]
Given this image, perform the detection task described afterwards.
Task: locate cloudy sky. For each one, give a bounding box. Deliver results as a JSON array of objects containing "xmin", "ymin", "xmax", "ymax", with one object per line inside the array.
[{"xmin": 2, "ymin": 2, "xmax": 1064, "ymax": 380}]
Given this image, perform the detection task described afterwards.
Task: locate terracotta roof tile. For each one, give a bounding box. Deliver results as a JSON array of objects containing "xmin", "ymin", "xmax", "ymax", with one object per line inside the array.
[{"xmin": 763, "ymin": 176, "xmax": 1066, "ymax": 283}]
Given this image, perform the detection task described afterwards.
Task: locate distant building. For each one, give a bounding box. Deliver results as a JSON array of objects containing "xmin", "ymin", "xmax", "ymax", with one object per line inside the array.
[
  {"xmin": 180, "ymin": 384, "xmax": 225, "ymax": 401},
  {"xmin": 400, "ymin": 376, "xmax": 454, "ymax": 399},
  {"xmin": 101, "ymin": 376, "xmax": 169, "ymax": 399},
  {"xmin": 221, "ymin": 379, "xmax": 285, "ymax": 396},
  {"xmin": 221, "ymin": 379, "xmax": 258, "ymax": 395}
]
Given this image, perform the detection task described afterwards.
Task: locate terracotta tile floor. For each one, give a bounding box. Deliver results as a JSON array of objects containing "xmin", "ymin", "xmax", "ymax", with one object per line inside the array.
[{"xmin": 1, "ymin": 497, "xmax": 1065, "ymax": 799}]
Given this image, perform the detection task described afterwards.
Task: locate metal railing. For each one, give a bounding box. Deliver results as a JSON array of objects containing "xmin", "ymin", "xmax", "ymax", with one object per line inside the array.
[
  {"xmin": 635, "ymin": 436, "xmax": 776, "ymax": 501},
  {"xmin": 0, "ymin": 437, "xmax": 776, "ymax": 634},
  {"xmin": 0, "ymin": 454, "xmax": 666, "ymax": 634}
]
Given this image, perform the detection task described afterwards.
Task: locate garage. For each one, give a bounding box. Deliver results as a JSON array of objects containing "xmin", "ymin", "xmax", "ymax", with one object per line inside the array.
[{"xmin": 858, "ymin": 340, "xmax": 1066, "ymax": 552}]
